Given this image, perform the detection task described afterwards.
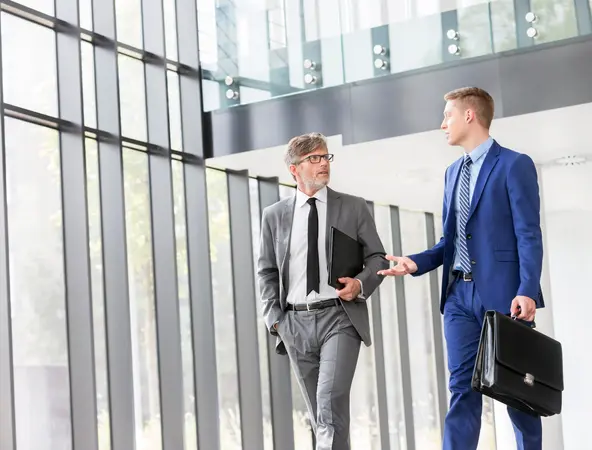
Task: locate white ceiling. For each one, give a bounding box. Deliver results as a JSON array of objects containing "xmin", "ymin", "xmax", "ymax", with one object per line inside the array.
[{"xmin": 208, "ymin": 102, "xmax": 592, "ymax": 214}]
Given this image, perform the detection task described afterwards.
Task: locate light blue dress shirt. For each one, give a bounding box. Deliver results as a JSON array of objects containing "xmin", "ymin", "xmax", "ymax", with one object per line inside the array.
[{"xmin": 452, "ymin": 136, "xmax": 494, "ymax": 271}]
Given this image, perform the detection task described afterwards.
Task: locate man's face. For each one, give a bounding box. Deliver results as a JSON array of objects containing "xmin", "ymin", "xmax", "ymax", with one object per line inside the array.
[
  {"xmin": 441, "ymin": 100, "xmax": 468, "ymax": 146},
  {"xmin": 290, "ymin": 147, "xmax": 331, "ymax": 191}
]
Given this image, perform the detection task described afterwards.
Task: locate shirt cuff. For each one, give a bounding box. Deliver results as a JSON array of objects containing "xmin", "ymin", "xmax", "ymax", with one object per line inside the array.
[{"xmin": 355, "ymin": 278, "xmax": 365, "ymax": 299}]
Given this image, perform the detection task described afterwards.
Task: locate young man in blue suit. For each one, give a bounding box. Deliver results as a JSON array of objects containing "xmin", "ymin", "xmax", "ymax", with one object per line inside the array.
[{"xmin": 379, "ymin": 87, "xmax": 544, "ymax": 450}]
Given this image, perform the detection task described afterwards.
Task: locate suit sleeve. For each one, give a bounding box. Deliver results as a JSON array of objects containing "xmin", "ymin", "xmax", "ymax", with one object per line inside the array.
[
  {"xmin": 257, "ymin": 208, "xmax": 283, "ymax": 334},
  {"xmin": 507, "ymin": 154, "xmax": 543, "ymax": 303},
  {"xmin": 354, "ymin": 200, "xmax": 388, "ymax": 298},
  {"xmin": 408, "ymin": 167, "xmax": 449, "ymax": 276}
]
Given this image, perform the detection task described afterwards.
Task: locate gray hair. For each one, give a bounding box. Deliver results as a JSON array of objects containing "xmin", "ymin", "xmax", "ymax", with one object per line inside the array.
[{"xmin": 284, "ymin": 132, "xmax": 328, "ymax": 166}]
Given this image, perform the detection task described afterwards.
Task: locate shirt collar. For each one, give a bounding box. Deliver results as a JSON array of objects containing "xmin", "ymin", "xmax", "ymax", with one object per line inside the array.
[
  {"xmin": 296, "ymin": 186, "xmax": 328, "ymax": 208},
  {"xmin": 465, "ymin": 136, "xmax": 493, "ymax": 163}
]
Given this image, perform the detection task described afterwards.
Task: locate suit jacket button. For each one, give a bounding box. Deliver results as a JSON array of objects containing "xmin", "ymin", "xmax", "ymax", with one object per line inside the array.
[
  {"xmin": 466, "ymin": 234, "xmax": 472, "ymax": 239},
  {"xmin": 471, "ymin": 260, "xmax": 476, "ymax": 265}
]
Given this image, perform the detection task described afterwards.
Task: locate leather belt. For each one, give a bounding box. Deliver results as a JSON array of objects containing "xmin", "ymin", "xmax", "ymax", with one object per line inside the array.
[
  {"xmin": 286, "ymin": 298, "xmax": 340, "ymax": 312},
  {"xmin": 453, "ymin": 270, "xmax": 473, "ymax": 281}
]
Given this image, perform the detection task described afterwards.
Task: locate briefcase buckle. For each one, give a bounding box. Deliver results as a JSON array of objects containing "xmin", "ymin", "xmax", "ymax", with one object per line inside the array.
[{"xmin": 524, "ymin": 373, "xmax": 535, "ymax": 387}]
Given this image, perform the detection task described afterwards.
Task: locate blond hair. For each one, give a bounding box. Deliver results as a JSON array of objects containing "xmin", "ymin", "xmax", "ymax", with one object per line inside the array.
[{"xmin": 444, "ymin": 87, "xmax": 495, "ymax": 129}]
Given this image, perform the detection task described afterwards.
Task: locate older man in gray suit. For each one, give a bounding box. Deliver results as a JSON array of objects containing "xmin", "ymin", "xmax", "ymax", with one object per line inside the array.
[{"xmin": 257, "ymin": 132, "xmax": 388, "ymax": 449}]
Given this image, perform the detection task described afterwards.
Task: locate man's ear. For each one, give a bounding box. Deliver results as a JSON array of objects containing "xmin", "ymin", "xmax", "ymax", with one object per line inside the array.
[
  {"xmin": 289, "ymin": 164, "xmax": 297, "ymax": 179},
  {"xmin": 465, "ymin": 109, "xmax": 476, "ymax": 124}
]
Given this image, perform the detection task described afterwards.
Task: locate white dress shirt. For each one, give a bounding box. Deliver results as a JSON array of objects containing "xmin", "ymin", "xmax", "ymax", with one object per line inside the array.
[{"xmin": 287, "ymin": 187, "xmax": 337, "ymax": 305}]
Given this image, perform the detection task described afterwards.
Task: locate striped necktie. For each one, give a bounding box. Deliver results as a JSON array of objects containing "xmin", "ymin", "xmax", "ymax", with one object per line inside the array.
[{"xmin": 458, "ymin": 154, "xmax": 473, "ymax": 273}]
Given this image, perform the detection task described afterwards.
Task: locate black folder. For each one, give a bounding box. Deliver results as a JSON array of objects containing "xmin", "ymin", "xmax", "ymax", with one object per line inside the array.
[{"xmin": 328, "ymin": 226, "xmax": 364, "ymax": 290}]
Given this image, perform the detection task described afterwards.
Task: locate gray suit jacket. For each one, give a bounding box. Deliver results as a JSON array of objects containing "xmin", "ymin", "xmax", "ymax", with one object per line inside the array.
[{"xmin": 257, "ymin": 187, "xmax": 388, "ymax": 355}]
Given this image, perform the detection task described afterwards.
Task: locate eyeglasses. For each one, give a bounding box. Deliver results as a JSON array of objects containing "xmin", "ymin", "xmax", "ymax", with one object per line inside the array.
[{"xmin": 296, "ymin": 154, "xmax": 334, "ymax": 164}]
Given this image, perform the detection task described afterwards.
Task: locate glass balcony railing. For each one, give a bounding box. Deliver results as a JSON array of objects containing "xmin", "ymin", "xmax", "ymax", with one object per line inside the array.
[{"xmin": 197, "ymin": 0, "xmax": 592, "ymax": 112}]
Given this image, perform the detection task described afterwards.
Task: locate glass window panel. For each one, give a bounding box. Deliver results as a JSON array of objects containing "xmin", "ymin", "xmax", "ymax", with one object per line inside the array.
[
  {"xmin": 375, "ymin": 205, "xmax": 405, "ymax": 450},
  {"xmin": 167, "ymin": 71, "xmax": 182, "ymax": 151},
  {"xmin": 343, "ymin": 30, "xmax": 374, "ymax": 83},
  {"xmin": 302, "ymin": 0, "xmax": 320, "ymax": 41},
  {"xmin": 268, "ymin": 2, "xmax": 287, "ymax": 49},
  {"xmin": 123, "ymin": 150, "xmax": 162, "ymax": 450},
  {"xmin": 118, "ymin": 55, "xmax": 147, "ymax": 141},
  {"xmin": 1, "ymin": 13, "xmax": 58, "ymax": 116},
  {"xmin": 457, "ymin": 3, "xmax": 494, "ymax": 59},
  {"xmin": 236, "ymin": 4, "xmax": 270, "ymax": 82},
  {"xmin": 350, "ymin": 310, "xmax": 380, "ymax": 449},
  {"xmin": 197, "ymin": 0, "xmax": 219, "ymax": 72},
  {"xmin": 202, "ymin": 79, "xmax": 221, "ymax": 113},
  {"xmin": 12, "ymin": 0, "xmax": 54, "ymax": 16},
  {"xmin": 206, "ymin": 168, "xmax": 242, "ymax": 449},
  {"xmin": 6, "ymin": 118, "xmax": 72, "ymax": 449},
  {"xmin": 490, "ymin": 0, "xmax": 517, "ymax": 52},
  {"xmin": 81, "ymin": 42, "xmax": 97, "ymax": 129},
  {"xmin": 319, "ymin": 36, "xmax": 345, "ymax": 88},
  {"xmin": 388, "ymin": 14, "xmax": 442, "ymax": 74},
  {"xmin": 85, "ymin": 139, "xmax": 111, "ymax": 450},
  {"xmin": 400, "ymin": 209, "xmax": 441, "ymax": 450},
  {"xmin": 79, "ymin": 0, "xmax": 93, "ymax": 30},
  {"xmin": 248, "ymin": 179, "xmax": 273, "ymax": 450},
  {"xmin": 164, "ymin": 0, "xmax": 178, "ymax": 59},
  {"xmin": 115, "ymin": 0, "xmax": 143, "ymax": 49},
  {"xmin": 530, "ymin": 0, "xmax": 579, "ymax": 44},
  {"xmin": 171, "ymin": 161, "xmax": 197, "ymax": 450}
]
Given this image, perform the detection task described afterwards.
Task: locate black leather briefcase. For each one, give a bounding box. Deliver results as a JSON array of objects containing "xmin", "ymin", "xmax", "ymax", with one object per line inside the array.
[{"xmin": 472, "ymin": 310, "xmax": 564, "ymax": 417}]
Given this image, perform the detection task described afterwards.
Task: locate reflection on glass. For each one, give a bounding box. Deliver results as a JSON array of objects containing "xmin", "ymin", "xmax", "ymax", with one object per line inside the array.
[
  {"xmin": 206, "ymin": 168, "xmax": 242, "ymax": 450},
  {"xmin": 81, "ymin": 42, "xmax": 97, "ymax": 129},
  {"xmin": 1, "ymin": 13, "xmax": 58, "ymax": 116},
  {"xmin": 375, "ymin": 205, "xmax": 404, "ymax": 450},
  {"xmin": 85, "ymin": 139, "xmax": 111, "ymax": 450},
  {"xmin": 196, "ymin": 0, "xmax": 218, "ymax": 71},
  {"xmin": 400, "ymin": 209, "xmax": 441, "ymax": 450},
  {"xmin": 123, "ymin": 150, "xmax": 162, "ymax": 450},
  {"xmin": 490, "ymin": 0, "xmax": 517, "ymax": 52},
  {"xmin": 12, "ymin": 0, "xmax": 54, "ymax": 15},
  {"xmin": 119, "ymin": 55, "xmax": 147, "ymax": 141},
  {"xmin": 530, "ymin": 0, "xmax": 578, "ymax": 44},
  {"xmin": 249, "ymin": 179, "xmax": 273, "ymax": 450},
  {"xmin": 457, "ymin": 3, "xmax": 494, "ymax": 59},
  {"xmin": 115, "ymin": 0, "xmax": 143, "ymax": 48},
  {"xmin": 171, "ymin": 161, "xmax": 198, "ymax": 449},
  {"xmin": 167, "ymin": 71, "xmax": 183, "ymax": 151},
  {"xmin": 6, "ymin": 118, "xmax": 72, "ymax": 449},
  {"xmin": 163, "ymin": 0, "xmax": 178, "ymax": 59}
]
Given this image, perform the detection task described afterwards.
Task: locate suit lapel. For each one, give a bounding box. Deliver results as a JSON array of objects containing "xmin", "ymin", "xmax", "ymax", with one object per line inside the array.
[
  {"xmin": 279, "ymin": 196, "xmax": 295, "ymax": 285},
  {"xmin": 468, "ymin": 142, "xmax": 500, "ymax": 221},
  {"xmin": 325, "ymin": 188, "xmax": 342, "ymax": 269}
]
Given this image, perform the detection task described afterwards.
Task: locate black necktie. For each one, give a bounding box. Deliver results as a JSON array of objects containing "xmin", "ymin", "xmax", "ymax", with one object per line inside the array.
[{"xmin": 307, "ymin": 197, "xmax": 320, "ymax": 295}]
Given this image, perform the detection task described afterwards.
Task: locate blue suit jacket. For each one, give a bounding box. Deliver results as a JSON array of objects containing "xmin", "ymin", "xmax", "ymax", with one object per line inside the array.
[{"xmin": 409, "ymin": 140, "xmax": 544, "ymax": 314}]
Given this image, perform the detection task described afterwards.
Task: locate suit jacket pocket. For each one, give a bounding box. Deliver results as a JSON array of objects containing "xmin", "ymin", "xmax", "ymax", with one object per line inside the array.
[{"xmin": 494, "ymin": 250, "xmax": 519, "ymax": 262}]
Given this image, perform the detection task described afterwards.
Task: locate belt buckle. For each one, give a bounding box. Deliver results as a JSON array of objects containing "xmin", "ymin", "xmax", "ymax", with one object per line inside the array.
[
  {"xmin": 463, "ymin": 272, "xmax": 472, "ymax": 281},
  {"xmin": 306, "ymin": 302, "xmax": 315, "ymax": 312}
]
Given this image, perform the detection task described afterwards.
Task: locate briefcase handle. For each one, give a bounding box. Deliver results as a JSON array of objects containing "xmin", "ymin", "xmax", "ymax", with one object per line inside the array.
[{"xmin": 508, "ymin": 307, "xmax": 536, "ymax": 329}]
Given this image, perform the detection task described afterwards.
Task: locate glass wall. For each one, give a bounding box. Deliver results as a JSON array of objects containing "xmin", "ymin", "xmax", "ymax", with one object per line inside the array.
[{"xmin": 198, "ymin": 0, "xmax": 592, "ymax": 111}]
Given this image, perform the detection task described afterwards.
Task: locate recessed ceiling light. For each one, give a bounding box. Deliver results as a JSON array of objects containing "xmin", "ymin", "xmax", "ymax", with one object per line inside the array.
[{"xmin": 554, "ymin": 155, "xmax": 588, "ymax": 166}]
